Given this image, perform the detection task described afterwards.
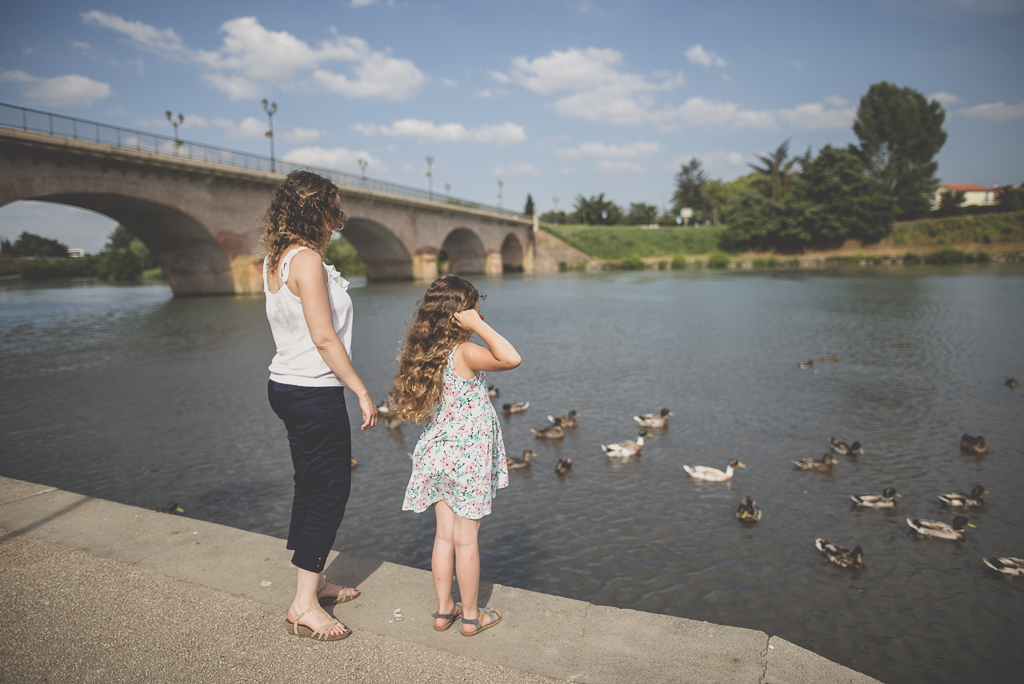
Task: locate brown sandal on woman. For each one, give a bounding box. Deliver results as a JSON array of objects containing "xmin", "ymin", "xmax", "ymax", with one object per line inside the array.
[
  {"xmin": 285, "ymin": 605, "xmax": 352, "ymax": 641},
  {"xmin": 317, "ymin": 581, "xmax": 361, "ymax": 606}
]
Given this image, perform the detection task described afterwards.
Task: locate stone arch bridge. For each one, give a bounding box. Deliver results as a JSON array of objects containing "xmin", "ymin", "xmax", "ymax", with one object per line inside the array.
[{"xmin": 0, "ymin": 123, "xmax": 539, "ymax": 296}]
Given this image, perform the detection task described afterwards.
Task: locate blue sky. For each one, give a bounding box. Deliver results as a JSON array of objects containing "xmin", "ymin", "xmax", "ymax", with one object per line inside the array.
[{"xmin": 2, "ymin": 0, "xmax": 1023, "ymax": 252}]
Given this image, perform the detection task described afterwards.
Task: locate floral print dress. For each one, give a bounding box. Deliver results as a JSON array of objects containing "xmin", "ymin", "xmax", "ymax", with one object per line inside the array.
[{"xmin": 403, "ymin": 344, "xmax": 508, "ymax": 519}]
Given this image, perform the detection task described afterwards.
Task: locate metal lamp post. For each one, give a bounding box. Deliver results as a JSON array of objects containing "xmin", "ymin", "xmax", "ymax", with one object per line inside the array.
[
  {"xmin": 497, "ymin": 180, "xmax": 503, "ymax": 211},
  {"xmin": 445, "ymin": 183, "xmax": 451, "ymax": 201},
  {"xmin": 261, "ymin": 99, "xmax": 277, "ymax": 173},
  {"xmin": 358, "ymin": 158, "xmax": 368, "ymax": 180},
  {"xmin": 425, "ymin": 155, "xmax": 434, "ymax": 201},
  {"xmin": 165, "ymin": 111, "xmax": 184, "ymax": 150}
]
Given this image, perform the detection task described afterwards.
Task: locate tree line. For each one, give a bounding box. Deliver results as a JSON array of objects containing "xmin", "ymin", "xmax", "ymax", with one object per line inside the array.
[{"xmin": 0, "ymin": 226, "xmax": 160, "ymax": 281}]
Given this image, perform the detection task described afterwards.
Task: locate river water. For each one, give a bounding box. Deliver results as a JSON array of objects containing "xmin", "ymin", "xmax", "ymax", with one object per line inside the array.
[{"xmin": 1, "ymin": 268, "xmax": 1022, "ymax": 683}]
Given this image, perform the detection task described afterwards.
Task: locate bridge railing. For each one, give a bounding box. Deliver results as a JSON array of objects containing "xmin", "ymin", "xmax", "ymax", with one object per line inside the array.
[{"xmin": 0, "ymin": 102, "xmax": 523, "ymax": 218}]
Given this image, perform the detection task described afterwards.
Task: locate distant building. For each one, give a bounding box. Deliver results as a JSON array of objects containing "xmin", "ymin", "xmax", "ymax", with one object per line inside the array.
[
  {"xmin": 67, "ymin": 248, "xmax": 85, "ymax": 258},
  {"xmin": 932, "ymin": 183, "xmax": 999, "ymax": 209}
]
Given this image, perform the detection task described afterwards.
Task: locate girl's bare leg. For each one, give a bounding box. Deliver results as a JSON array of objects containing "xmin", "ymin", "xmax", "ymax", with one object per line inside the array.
[
  {"xmin": 432, "ymin": 501, "xmax": 458, "ymax": 629},
  {"xmin": 452, "ymin": 509, "xmax": 490, "ymax": 631}
]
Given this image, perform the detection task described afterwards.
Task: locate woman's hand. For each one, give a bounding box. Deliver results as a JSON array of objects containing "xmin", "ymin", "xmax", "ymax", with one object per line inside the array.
[
  {"xmin": 453, "ymin": 308, "xmax": 484, "ymax": 332},
  {"xmin": 356, "ymin": 392, "xmax": 378, "ymax": 431}
]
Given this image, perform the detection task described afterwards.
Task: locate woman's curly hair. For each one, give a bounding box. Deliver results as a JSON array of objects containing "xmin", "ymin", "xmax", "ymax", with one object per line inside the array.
[
  {"xmin": 260, "ymin": 170, "xmax": 344, "ymax": 274},
  {"xmin": 388, "ymin": 275, "xmax": 483, "ymax": 424}
]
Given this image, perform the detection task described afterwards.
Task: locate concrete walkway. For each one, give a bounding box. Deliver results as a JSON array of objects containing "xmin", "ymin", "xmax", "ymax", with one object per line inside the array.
[{"xmin": 0, "ymin": 476, "xmax": 881, "ymax": 683}]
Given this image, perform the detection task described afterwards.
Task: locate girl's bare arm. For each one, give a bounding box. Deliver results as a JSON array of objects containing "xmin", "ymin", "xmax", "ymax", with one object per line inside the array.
[{"xmin": 453, "ymin": 309, "xmax": 521, "ymax": 373}]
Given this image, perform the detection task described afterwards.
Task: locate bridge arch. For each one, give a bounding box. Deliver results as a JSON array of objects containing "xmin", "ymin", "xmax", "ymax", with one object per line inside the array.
[
  {"xmin": 500, "ymin": 233, "xmax": 524, "ymax": 273},
  {"xmin": 342, "ymin": 217, "xmax": 413, "ymax": 281},
  {"xmin": 441, "ymin": 228, "xmax": 487, "ymax": 275}
]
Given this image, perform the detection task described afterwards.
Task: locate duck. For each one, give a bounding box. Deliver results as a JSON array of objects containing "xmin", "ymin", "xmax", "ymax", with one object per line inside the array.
[
  {"xmin": 983, "ymin": 557, "xmax": 1024, "ymax": 579},
  {"xmin": 531, "ymin": 424, "xmax": 565, "ymax": 439},
  {"xmin": 555, "ymin": 457, "xmax": 573, "ymax": 475},
  {"xmin": 377, "ymin": 402, "xmax": 393, "ymax": 417},
  {"xmin": 683, "ymin": 459, "xmax": 746, "ymax": 481},
  {"xmin": 907, "ymin": 515, "xmax": 975, "ymax": 540},
  {"xmin": 1006, "ymin": 378, "xmax": 1019, "ymax": 388},
  {"xmin": 502, "ymin": 401, "xmax": 530, "ymax": 414},
  {"xmin": 793, "ymin": 454, "xmax": 837, "ymax": 471},
  {"xmin": 384, "ymin": 416, "xmax": 403, "ymax": 430},
  {"xmin": 830, "ymin": 437, "xmax": 863, "ymax": 456},
  {"xmin": 548, "ymin": 410, "xmax": 580, "ymax": 428},
  {"xmin": 151, "ymin": 501, "xmax": 185, "ymax": 514},
  {"xmin": 601, "ymin": 429, "xmax": 648, "ymax": 458},
  {"xmin": 633, "ymin": 408, "xmax": 673, "ymax": 429},
  {"xmin": 507, "ymin": 449, "xmax": 536, "ymax": 470},
  {"xmin": 796, "ymin": 360, "xmax": 814, "ymax": 369},
  {"xmin": 488, "ymin": 385, "xmax": 499, "ymax": 399},
  {"xmin": 736, "ymin": 496, "xmax": 762, "ymax": 523},
  {"xmin": 938, "ymin": 484, "xmax": 987, "ymax": 507},
  {"xmin": 815, "ymin": 538, "xmax": 865, "ymax": 570},
  {"xmin": 850, "ymin": 487, "xmax": 901, "ymax": 508},
  {"xmin": 820, "ymin": 353, "xmax": 841, "ymax": 363},
  {"xmin": 960, "ymin": 434, "xmax": 988, "ymax": 455}
]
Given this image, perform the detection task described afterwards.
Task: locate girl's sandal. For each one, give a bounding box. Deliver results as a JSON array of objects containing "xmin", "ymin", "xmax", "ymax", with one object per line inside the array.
[
  {"xmin": 431, "ymin": 602, "xmax": 463, "ymax": 632},
  {"xmin": 285, "ymin": 605, "xmax": 352, "ymax": 641},
  {"xmin": 460, "ymin": 607, "xmax": 502, "ymax": 637}
]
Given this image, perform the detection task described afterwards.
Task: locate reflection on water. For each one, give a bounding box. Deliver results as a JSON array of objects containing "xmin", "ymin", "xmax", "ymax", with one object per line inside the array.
[{"xmin": 2, "ymin": 269, "xmax": 1023, "ymax": 683}]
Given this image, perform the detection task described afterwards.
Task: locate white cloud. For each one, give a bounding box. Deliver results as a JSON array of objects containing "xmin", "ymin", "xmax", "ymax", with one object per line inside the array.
[
  {"xmin": 281, "ymin": 127, "xmax": 323, "ymax": 144},
  {"xmin": 653, "ymin": 97, "xmax": 776, "ymax": 130},
  {"xmin": 593, "ymin": 160, "xmax": 645, "ymax": 175},
  {"xmin": 790, "ymin": 60, "xmax": 804, "ymax": 70},
  {"xmin": 441, "ymin": 77, "xmax": 457, "ymax": 87},
  {"xmin": 82, "ymin": 12, "xmax": 424, "ymax": 102},
  {"xmin": 0, "ymin": 69, "xmax": 111, "ymax": 106},
  {"xmin": 684, "ymin": 44, "xmax": 726, "ymax": 68},
  {"xmin": 22, "ymin": 47, "xmax": 34, "ymax": 56},
  {"xmin": 556, "ymin": 141, "xmax": 661, "ymax": 159},
  {"xmin": 493, "ymin": 162, "xmax": 541, "ymax": 180},
  {"xmin": 669, "ymin": 151, "xmax": 750, "ymax": 176},
  {"xmin": 824, "ymin": 95, "xmax": 849, "ymax": 107},
  {"xmin": 930, "ymin": 91, "xmax": 962, "ymax": 106},
  {"xmin": 476, "ymin": 89, "xmax": 501, "ymax": 99},
  {"xmin": 559, "ymin": 168, "xmax": 578, "ymax": 176},
  {"xmin": 958, "ymin": 101, "xmax": 1024, "ymax": 121},
  {"xmin": 282, "ymin": 146, "xmax": 386, "ymax": 174},
  {"xmin": 776, "ymin": 101, "xmax": 856, "ymax": 130},
  {"xmin": 352, "ymin": 119, "xmax": 527, "ymax": 144},
  {"xmin": 351, "ymin": 0, "xmax": 379, "ymax": 6}
]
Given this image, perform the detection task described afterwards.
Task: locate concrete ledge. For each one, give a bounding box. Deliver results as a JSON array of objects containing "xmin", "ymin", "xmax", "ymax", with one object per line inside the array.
[{"xmin": 0, "ymin": 476, "xmax": 881, "ymax": 683}]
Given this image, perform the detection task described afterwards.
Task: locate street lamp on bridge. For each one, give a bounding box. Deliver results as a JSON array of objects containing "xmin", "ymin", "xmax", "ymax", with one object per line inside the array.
[
  {"xmin": 425, "ymin": 155, "xmax": 434, "ymax": 201},
  {"xmin": 261, "ymin": 99, "xmax": 277, "ymax": 173},
  {"xmin": 358, "ymin": 158, "xmax": 368, "ymax": 180},
  {"xmin": 445, "ymin": 183, "xmax": 451, "ymax": 201},
  {"xmin": 165, "ymin": 111, "xmax": 184, "ymax": 150},
  {"xmin": 497, "ymin": 179, "xmax": 503, "ymax": 211}
]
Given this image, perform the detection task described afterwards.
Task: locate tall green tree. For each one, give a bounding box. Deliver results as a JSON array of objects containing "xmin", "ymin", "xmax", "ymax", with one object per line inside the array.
[
  {"xmin": 853, "ymin": 81, "xmax": 947, "ymax": 220},
  {"xmin": 749, "ymin": 140, "xmax": 804, "ymax": 202},
  {"xmin": 11, "ymin": 231, "xmax": 69, "ymax": 257},
  {"xmin": 626, "ymin": 202, "xmax": 659, "ymax": 225},
  {"xmin": 570, "ymin": 193, "xmax": 623, "ymax": 225},
  {"xmin": 523, "ymin": 193, "xmax": 536, "ymax": 216},
  {"xmin": 672, "ymin": 157, "xmax": 708, "ymax": 213}
]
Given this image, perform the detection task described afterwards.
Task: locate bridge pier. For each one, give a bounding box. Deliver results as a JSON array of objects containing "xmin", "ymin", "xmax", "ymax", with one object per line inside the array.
[
  {"xmin": 485, "ymin": 252, "xmax": 504, "ymax": 275},
  {"xmin": 411, "ymin": 253, "xmax": 438, "ymax": 280}
]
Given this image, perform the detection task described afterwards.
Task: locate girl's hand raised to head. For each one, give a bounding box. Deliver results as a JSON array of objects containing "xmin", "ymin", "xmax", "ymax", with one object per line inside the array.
[{"xmin": 453, "ymin": 308, "xmax": 484, "ymax": 332}]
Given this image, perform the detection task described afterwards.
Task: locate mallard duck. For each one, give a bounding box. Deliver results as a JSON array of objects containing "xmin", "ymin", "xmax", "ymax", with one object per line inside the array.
[
  {"xmin": 507, "ymin": 449, "xmax": 536, "ymax": 470},
  {"xmin": 851, "ymin": 487, "xmax": 901, "ymax": 508},
  {"xmin": 793, "ymin": 454, "xmax": 837, "ymax": 471},
  {"xmin": 960, "ymin": 434, "xmax": 988, "ymax": 455},
  {"xmin": 830, "ymin": 437, "xmax": 863, "ymax": 456},
  {"xmin": 983, "ymin": 557, "xmax": 1024, "ymax": 579},
  {"xmin": 633, "ymin": 408, "xmax": 673, "ymax": 429},
  {"xmin": 548, "ymin": 410, "xmax": 580, "ymax": 428},
  {"xmin": 377, "ymin": 402, "xmax": 393, "ymax": 417},
  {"xmin": 151, "ymin": 501, "xmax": 184, "ymax": 514},
  {"xmin": 683, "ymin": 459, "xmax": 746, "ymax": 481},
  {"xmin": 531, "ymin": 424, "xmax": 564, "ymax": 439},
  {"xmin": 907, "ymin": 515, "xmax": 975, "ymax": 540},
  {"xmin": 820, "ymin": 353, "xmax": 841, "ymax": 363},
  {"xmin": 555, "ymin": 457, "xmax": 573, "ymax": 475},
  {"xmin": 815, "ymin": 538, "xmax": 865, "ymax": 570},
  {"xmin": 736, "ymin": 496, "xmax": 762, "ymax": 523},
  {"xmin": 601, "ymin": 429, "xmax": 648, "ymax": 458},
  {"xmin": 502, "ymin": 401, "xmax": 530, "ymax": 414},
  {"xmin": 1006, "ymin": 378, "xmax": 1019, "ymax": 388},
  {"xmin": 938, "ymin": 484, "xmax": 987, "ymax": 507},
  {"xmin": 384, "ymin": 416, "xmax": 403, "ymax": 430},
  {"xmin": 488, "ymin": 385, "xmax": 499, "ymax": 399},
  {"xmin": 796, "ymin": 360, "xmax": 814, "ymax": 369}
]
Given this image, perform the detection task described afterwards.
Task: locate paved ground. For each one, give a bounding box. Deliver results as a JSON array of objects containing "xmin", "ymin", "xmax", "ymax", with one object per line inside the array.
[{"xmin": 0, "ymin": 476, "xmax": 882, "ymax": 683}]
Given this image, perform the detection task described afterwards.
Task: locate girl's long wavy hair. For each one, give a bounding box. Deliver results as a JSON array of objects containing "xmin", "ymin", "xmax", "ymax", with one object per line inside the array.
[
  {"xmin": 388, "ymin": 275, "xmax": 482, "ymax": 424},
  {"xmin": 260, "ymin": 170, "xmax": 344, "ymax": 274}
]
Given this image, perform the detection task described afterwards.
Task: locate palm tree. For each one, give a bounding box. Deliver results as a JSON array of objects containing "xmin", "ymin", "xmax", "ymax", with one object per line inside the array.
[{"xmin": 749, "ymin": 139, "xmax": 804, "ymax": 202}]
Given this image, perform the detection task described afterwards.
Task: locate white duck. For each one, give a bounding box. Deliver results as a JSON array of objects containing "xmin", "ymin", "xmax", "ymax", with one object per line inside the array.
[
  {"xmin": 683, "ymin": 459, "xmax": 746, "ymax": 482},
  {"xmin": 601, "ymin": 429, "xmax": 648, "ymax": 458}
]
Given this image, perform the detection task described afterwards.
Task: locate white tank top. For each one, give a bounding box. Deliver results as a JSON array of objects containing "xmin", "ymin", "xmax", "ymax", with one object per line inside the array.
[{"xmin": 264, "ymin": 247, "xmax": 354, "ymax": 387}]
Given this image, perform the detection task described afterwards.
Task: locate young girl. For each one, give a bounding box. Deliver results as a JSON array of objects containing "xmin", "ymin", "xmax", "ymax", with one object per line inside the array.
[{"xmin": 389, "ymin": 275, "xmax": 521, "ymax": 636}]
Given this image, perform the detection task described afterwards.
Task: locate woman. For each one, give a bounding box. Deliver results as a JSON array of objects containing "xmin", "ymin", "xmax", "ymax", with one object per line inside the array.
[{"xmin": 261, "ymin": 170, "xmax": 378, "ymax": 641}]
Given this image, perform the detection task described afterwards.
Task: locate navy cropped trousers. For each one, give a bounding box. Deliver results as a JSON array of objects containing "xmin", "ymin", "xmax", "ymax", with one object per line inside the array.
[{"xmin": 268, "ymin": 380, "xmax": 352, "ymax": 574}]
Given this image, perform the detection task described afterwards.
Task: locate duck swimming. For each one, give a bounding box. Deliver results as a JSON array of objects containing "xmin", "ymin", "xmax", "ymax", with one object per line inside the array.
[
  {"xmin": 488, "ymin": 385, "xmax": 499, "ymax": 399},
  {"xmin": 548, "ymin": 410, "xmax": 580, "ymax": 428},
  {"xmin": 555, "ymin": 457, "xmax": 573, "ymax": 475},
  {"xmin": 794, "ymin": 454, "xmax": 837, "ymax": 471},
  {"xmin": 850, "ymin": 487, "xmax": 901, "ymax": 508},
  {"xmin": 683, "ymin": 459, "xmax": 746, "ymax": 481},
  {"xmin": 736, "ymin": 496, "xmax": 762, "ymax": 523},
  {"xmin": 983, "ymin": 557, "xmax": 1024, "ymax": 579},
  {"xmin": 601, "ymin": 429, "xmax": 648, "ymax": 458},
  {"xmin": 960, "ymin": 434, "xmax": 988, "ymax": 455},
  {"xmin": 907, "ymin": 515, "xmax": 975, "ymax": 540},
  {"xmin": 1006, "ymin": 378, "xmax": 1019, "ymax": 388},
  {"xmin": 502, "ymin": 402, "xmax": 530, "ymax": 414},
  {"xmin": 829, "ymin": 437, "xmax": 863, "ymax": 456},
  {"xmin": 507, "ymin": 449, "xmax": 536, "ymax": 470},
  {"xmin": 531, "ymin": 424, "xmax": 564, "ymax": 439},
  {"xmin": 797, "ymin": 360, "xmax": 814, "ymax": 370},
  {"xmin": 151, "ymin": 502, "xmax": 185, "ymax": 514},
  {"xmin": 820, "ymin": 354, "xmax": 841, "ymax": 363},
  {"xmin": 815, "ymin": 538, "xmax": 865, "ymax": 570},
  {"xmin": 633, "ymin": 408, "xmax": 673, "ymax": 429},
  {"xmin": 938, "ymin": 485, "xmax": 987, "ymax": 507}
]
